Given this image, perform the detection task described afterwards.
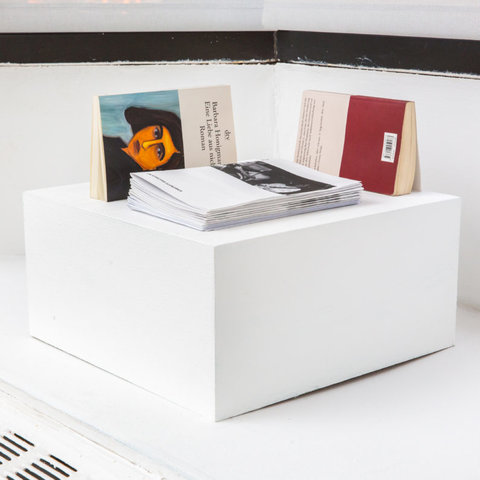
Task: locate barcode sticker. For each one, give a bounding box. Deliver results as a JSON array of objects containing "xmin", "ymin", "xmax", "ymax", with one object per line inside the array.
[{"xmin": 381, "ymin": 132, "xmax": 397, "ymax": 163}]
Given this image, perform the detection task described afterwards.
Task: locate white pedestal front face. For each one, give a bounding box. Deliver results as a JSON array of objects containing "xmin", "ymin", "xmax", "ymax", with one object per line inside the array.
[{"xmin": 24, "ymin": 184, "xmax": 460, "ymax": 420}]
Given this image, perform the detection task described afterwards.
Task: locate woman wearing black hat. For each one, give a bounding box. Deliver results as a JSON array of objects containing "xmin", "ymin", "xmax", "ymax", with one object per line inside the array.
[{"xmin": 103, "ymin": 106, "xmax": 184, "ymax": 201}]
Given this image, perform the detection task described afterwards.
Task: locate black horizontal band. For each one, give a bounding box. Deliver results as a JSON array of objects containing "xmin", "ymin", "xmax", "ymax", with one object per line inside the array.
[
  {"xmin": 0, "ymin": 31, "xmax": 276, "ymax": 64},
  {"xmin": 1, "ymin": 30, "xmax": 479, "ymax": 76},
  {"xmin": 276, "ymin": 30, "xmax": 480, "ymax": 76}
]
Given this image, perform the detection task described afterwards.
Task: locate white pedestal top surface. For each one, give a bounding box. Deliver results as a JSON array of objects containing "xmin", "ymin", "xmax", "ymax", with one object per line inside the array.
[{"xmin": 27, "ymin": 183, "xmax": 456, "ymax": 245}]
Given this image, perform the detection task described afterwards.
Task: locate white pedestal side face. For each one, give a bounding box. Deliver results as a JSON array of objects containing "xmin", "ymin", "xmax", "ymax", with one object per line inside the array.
[
  {"xmin": 24, "ymin": 185, "xmax": 460, "ymax": 420},
  {"xmin": 25, "ymin": 185, "xmax": 216, "ymax": 418},
  {"xmin": 214, "ymin": 195, "xmax": 460, "ymax": 419}
]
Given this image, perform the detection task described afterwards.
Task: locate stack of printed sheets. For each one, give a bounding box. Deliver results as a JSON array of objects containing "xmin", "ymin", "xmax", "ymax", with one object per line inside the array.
[{"xmin": 128, "ymin": 159, "xmax": 363, "ymax": 231}]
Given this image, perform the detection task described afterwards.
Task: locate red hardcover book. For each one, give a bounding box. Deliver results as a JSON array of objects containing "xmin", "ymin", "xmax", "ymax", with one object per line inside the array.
[{"xmin": 294, "ymin": 91, "xmax": 417, "ymax": 195}]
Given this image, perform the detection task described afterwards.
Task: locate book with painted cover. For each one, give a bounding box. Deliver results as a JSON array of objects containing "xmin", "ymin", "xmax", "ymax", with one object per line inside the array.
[
  {"xmin": 294, "ymin": 90, "xmax": 418, "ymax": 195},
  {"xmin": 90, "ymin": 86, "xmax": 237, "ymax": 201}
]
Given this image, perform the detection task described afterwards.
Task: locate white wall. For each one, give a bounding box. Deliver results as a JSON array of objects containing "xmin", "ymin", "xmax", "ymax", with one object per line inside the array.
[
  {"xmin": 274, "ymin": 63, "xmax": 480, "ymax": 307},
  {"xmin": 0, "ymin": 63, "xmax": 275, "ymax": 254},
  {"xmin": 1, "ymin": 62, "xmax": 479, "ymax": 309}
]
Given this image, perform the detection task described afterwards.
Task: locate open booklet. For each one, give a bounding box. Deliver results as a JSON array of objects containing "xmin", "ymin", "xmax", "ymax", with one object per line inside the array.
[{"xmin": 127, "ymin": 160, "xmax": 363, "ymax": 230}]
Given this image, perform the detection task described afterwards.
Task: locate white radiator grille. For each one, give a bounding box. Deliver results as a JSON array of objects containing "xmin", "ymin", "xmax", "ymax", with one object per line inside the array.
[
  {"xmin": 0, "ymin": 385, "xmax": 182, "ymax": 480},
  {"xmin": 0, "ymin": 430, "xmax": 78, "ymax": 480}
]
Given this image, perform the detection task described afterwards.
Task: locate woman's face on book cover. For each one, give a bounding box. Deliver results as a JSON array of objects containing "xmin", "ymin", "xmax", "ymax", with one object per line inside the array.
[{"xmin": 122, "ymin": 124, "xmax": 180, "ymax": 170}]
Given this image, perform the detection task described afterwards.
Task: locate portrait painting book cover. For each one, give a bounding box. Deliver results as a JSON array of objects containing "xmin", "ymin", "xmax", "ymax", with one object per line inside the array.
[{"xmin": 90, "ymin": 85, "xmax": 237, "ymax": 201}]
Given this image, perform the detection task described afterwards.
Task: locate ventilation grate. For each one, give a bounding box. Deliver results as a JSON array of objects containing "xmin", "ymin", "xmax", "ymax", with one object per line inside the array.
[
  {"xmin": 0, "ymin": 381, "xmax": 183, "ymax": 480},
  {"xmin": 1, "ymin": 430, "xmax": 77, "ymax": 480}
]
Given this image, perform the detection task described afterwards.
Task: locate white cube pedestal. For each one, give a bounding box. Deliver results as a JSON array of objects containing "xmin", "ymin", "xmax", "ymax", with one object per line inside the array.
[{"xmin": 24, "ymin": 184, "xmax": 460, "ymax": 421}]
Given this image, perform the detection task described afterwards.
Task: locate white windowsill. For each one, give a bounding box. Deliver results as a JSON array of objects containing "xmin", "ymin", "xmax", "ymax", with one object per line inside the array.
[{"xmin": 1, "ymin": 254, "xmax": 479, "ymax": 479}]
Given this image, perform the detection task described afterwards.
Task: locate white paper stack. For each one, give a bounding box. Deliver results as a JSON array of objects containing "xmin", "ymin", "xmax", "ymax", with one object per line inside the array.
[{"xmin": 127, "ymin": 159, "xmax": 363, "ymax": 230}]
